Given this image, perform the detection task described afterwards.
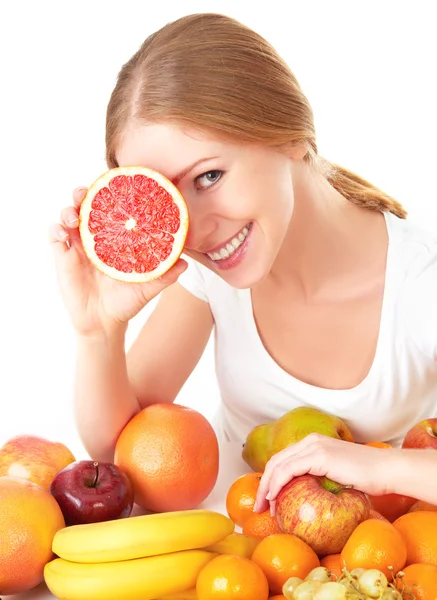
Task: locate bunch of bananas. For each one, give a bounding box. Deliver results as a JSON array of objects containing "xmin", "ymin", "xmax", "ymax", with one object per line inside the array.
[{"xmin": 44, "ymin": 509, "xmax": 236, "ymax": 600}]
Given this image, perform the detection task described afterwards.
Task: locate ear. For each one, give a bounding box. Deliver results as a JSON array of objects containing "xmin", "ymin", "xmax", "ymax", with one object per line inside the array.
[{"xmin": 287, "ymin": 141, "xmax": 309, "ymax": 161}]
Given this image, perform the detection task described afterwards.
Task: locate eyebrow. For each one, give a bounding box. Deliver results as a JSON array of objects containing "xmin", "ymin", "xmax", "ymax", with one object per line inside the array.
[{"xmin": 172, "ymin": 157, "xmax": 219, "ymax": 185}]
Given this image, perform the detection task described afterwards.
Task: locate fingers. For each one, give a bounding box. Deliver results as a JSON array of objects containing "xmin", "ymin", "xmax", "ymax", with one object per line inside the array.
[
  {"xmin": 49, "ymin": 187, "xmax": 88, "ymax": 253},
  {"xmin": 161, "ymin": 258, "xmax": 188, "ymax": 280},
  {"xmin": 267, "ymin": 450, "xmax": 324, "ymax": 503},
  {"xmin": 254, "ymin": 433, "xmax": 330, "ymax": 513},
  {"xmin": 72, "ymin": 186, "xmax": 88, "ymax": 209}
]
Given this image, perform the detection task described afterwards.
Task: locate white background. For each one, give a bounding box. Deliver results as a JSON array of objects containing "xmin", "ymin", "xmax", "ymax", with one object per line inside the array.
[{"xmin": 1, "ymin": 1, "xmax": 436, "ymax": 460}]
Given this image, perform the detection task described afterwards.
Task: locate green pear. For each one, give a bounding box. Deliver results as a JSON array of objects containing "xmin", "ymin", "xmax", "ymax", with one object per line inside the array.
[{"xmin": 242, "ymin": 406, "xmax": 354, "ymax": 471}]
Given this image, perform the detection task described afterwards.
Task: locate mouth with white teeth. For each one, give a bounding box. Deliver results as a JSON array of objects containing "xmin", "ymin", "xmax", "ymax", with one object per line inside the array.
[{"xmin": 206, "ymin": 223, "xmax": 252, "ymax": 261}]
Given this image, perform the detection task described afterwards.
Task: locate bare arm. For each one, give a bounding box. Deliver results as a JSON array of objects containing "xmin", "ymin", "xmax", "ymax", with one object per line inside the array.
[{"xmin": 74, "ymin": 283, "xmax": 214, "ymax": 461}]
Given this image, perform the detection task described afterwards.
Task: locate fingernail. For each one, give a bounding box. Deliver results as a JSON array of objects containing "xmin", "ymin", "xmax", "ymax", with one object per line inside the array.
[
  {"xmin": 59, "ymin": 230, "xmax": 68, "ymax": 241},
  {"xmin": 74, "ymin": 186, "xmax": 87, "ymax": 196},
  {"xmin": 68, "ymin": 217, "xmax": 79, "ymax": 226},
  {"xmin": 266, "ymin": 492, "xmax": 271, "ymax": 500}
]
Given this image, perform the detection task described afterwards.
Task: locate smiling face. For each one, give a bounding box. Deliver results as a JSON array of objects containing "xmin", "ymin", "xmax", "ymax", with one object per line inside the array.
[{"xmin": 116, "ymin": 122, "xmax": 299, "ymax": 288}]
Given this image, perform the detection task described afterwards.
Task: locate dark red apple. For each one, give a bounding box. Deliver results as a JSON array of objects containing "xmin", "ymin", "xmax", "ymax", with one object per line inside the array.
[
  {"xmin": 50, "ymin": 460, "xmax": 134, "ymax": 525},
  {"xmin": 402, "ymin": 418, "xmax": 437, "ymax": 449},
  {"xmin": 275, "ymin": 474, "xmax": 370, "ymax": 556}
]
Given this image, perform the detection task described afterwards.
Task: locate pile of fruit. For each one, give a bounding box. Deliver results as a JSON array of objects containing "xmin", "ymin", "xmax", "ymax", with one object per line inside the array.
[{"xmin": 1, "ymin": 404, "xmax": 437, "ymax": 599}]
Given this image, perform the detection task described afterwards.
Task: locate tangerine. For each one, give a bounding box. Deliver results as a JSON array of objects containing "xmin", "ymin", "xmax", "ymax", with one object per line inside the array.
[
  {"xmin": 196, "ymin": 554, "xmax": 269, "ymax": 600},
  {"xmin": 320, "ymin": 554, "xmax": 343, "ymax": 579},
  {"xmin": 364, "ymin": 441, "xmax": 392, "ymax": 448},
  {"xmin": 242, "ymin": 509, "xmax": 281, "ymax": 539},
  {"xmin": 0, "ymin": 477, "xmax": 65, "ymax": 595},
  {"xmin": 408, "ymin": 500, "xmax": 437, "ymax": 513},
  {"xmin": 393, "ymin": 511, "xmax": 437, "ymax": 566},
  {"xmin": 251, "ymin": 533, "xmax": 320, "ymax": 594},
  {"xmin": 340, "ymin": 518, "xmax": 407, "ymax": 578},
  {"xmin": 396, "ymin": 563, "xmax": 437, "ymax": 600},
  {"xmin": 226, "ymin": 472, "xmax": 262, "ymax": 527},
  {"xmin": 114, "ymin": 403, "xmax": 219, "ymax": 512}
]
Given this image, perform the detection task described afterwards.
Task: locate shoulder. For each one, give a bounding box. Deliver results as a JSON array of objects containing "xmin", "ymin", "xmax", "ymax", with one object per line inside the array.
[
  {"xmin": 387, "ymin": 212, "xmax": 437, "ymax": 279},
  {"xmin": 388, "ymin": 213, "xmax": 437, "ymax": 358},
  {"xmin": 177, "ymin": 255, "xmax": 229, "ymax": 302}
]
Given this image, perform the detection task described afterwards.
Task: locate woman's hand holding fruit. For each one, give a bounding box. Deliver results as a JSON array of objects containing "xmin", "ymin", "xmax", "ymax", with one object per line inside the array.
[
  {"xmin": 254, "ymin": 434, "xmax": 405, "ymax": 514},
  {"xmin": 49, "ymin": 187, "xmax": 188, "ymax": 336}
]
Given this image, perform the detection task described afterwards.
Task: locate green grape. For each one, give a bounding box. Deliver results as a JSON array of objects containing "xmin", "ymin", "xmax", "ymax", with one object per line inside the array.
[
  {"xmin": 349, "ymin": 568, "xmax": 366, "ymax": 579},
  {"xmin": 293, "ymin": 580, "xmax": 322, "ymax": 600},
  {"xmin": 282, "ymin": 576, "xmax": 304, "ymax": 600},
  {"xmin": 358, "ymin": 569, "xmax": 388, "ymax": 598},
  {"xmin": 381, "ymin": 588, "xmax": 403, "ymax": 600},
  {"xmin": 305, "ymin": 567, "xmax": 333, "ymax": 582},
  {"xmin": 313, "ymin": 582, "xmax": 347, "ymax": 600}
]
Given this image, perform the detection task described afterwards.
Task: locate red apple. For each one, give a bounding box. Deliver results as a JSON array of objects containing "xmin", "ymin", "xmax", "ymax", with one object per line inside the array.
[
  {"xmin": 275, "ymin": 474, "xmax": 370, "ymax": 556},
  {"xmin": 402, "ymin": 418, "xmax": 437, "ymax": 449},
  {"xmin": 0, "ymin": 434, "xmax": 75, "ymax": 489},
  {"xmin": 50, "ymin": 460, "xmax": 134, "ymax": 525}
]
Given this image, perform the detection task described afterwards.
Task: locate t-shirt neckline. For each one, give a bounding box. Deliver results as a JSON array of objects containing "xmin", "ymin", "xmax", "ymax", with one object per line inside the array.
[{"xmin": 242, "ymin": 211, "xmax": 400, "ymax": 397}]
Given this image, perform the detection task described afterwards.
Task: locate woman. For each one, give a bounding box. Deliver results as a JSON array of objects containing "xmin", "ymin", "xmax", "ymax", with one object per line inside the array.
[{"xmin": 49, "ymin": 13, "xmax": 437, "ymax": 507}]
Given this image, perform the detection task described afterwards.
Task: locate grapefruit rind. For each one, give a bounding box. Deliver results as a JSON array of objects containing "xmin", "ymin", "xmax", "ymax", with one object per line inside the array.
[{"xmin": 79, "ymin": 166, "xmax": 189, "ymax": 283}]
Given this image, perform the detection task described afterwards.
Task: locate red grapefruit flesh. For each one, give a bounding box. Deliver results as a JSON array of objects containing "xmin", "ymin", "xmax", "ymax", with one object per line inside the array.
[{"xmin": 79, "ymin": 166, "xmax": 189, "ymax": 282}]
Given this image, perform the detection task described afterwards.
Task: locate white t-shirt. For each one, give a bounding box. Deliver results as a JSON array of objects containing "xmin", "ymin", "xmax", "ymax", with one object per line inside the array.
[{"xmin": 178, "ymin": 212, "xmax": 437, "ymax": 447}]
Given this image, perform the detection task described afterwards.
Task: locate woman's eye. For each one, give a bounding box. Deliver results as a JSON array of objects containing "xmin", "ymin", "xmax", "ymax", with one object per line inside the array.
[{"xmin": 195, "ymin": 170, "xmax": 223, "ymax": 190}]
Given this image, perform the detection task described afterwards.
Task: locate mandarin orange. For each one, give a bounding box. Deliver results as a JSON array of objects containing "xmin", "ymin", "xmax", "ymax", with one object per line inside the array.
[
  {"xmin": 320, "ymin": 553, "xmax": 343, "ymax": 579},
  {"xmin": 393, "ymin": 511, "xmax": 437, "ymax": 566},
  {"xmin": 226, "ymin": 472, "xmax": 262, "ymax": 527},
  {"xmin": 396, "ymin": 563, "xmax": 437, "ymax": 600},
  {"xmin": 340, "ymin": 518, "xmax": 407, "ymax": 578},
  {"xmin": 196, "ymin": 554, "xmax": 269, "ymax": 600},
  {"xmin": 242, "ymin": 509, "xmax": 281, "ymax": 539},
  {"xmin": 251, "ymin": 533, "xmax": 320, "ymax": 594}
]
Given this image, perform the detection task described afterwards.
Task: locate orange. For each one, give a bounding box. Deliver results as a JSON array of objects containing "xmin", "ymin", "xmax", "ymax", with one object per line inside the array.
[
  {"xmin": 251, "ymin": 533, "xmax": 320, "ymax": 594},
  {"xmin": 340, "ymin": 518, "xmax": 407, "ymax": 578},
  {"xmin": 114, "ymin": 403, "xmax": 219, "ymax": 512},
  {"xmin": 226, "ymin": 472, "xmax": 263, "ymax": 527},
  {"xmin": 0, "ymin": 476, "xmax": 65, "ymax": 595},
  {"xmin": 79, "ymin": 166, "xmax": 189, "ymax": 283},
  {"xmin": 408, "ymin": 500, "xmax": 437, "ymax": 513},
  {"xmin": 365, "ymin": 441, "xmax": 392, "ymax": 448},
  {"xmin": 393, "ymin": 511, "xmax": 437, "ymax": 566},
  {"xmin": 242, "ymin": 509, "xmax": 281, "ymax": 539},
  {"xmin": 396, "ymin": 563, "xmax": 437, "ymax": 600},
  {"xmin": 320, "ymin": 554, "xmax": 343, "ymax": 579},
  {"xmin": 196, "ymin": 554, "xmax": 269, "ymax": 600}
]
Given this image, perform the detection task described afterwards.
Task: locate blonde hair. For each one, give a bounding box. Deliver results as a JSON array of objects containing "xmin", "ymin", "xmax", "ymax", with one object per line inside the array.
[{"xmin": 106, "ymin": 13, "xmax": 406, "ymax": 219}]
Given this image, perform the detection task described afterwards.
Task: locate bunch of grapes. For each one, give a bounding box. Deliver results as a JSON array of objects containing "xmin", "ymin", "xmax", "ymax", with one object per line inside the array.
[{"xmin": 282, "ymin": 566, "xmax": 416, "ymax": 600}]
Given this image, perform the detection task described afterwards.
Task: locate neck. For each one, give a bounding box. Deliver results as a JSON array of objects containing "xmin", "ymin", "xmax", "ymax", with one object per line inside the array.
[{"xmin": 268, "ymin": 161, "xmax": 388, "ymax": 300}]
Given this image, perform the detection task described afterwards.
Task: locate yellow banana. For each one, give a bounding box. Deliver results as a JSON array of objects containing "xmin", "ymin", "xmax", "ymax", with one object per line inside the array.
[
  {"xmin": 156, "ymin": 589, "xmax": 197, "ymax": 600},
  {"xmin": 204, "ymin": 531, "xmax": 260, "ymax": 558},
  {"xmin": 53, "ymin": 509, "xmax": 234, "ymax": 563},
  {"xmin": 44, "ymin": 549, "xmax": 215, "ymax": 600}
]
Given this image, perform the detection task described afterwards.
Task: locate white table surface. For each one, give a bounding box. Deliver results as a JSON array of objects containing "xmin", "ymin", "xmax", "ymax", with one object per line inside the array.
[{"xmin": 5, "ymin": 442, "xmax": 249, "ymax": 600}]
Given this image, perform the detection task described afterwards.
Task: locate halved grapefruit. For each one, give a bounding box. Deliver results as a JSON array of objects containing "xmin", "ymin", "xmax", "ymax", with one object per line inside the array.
[{"xmin": 79, "ymin": 166, "xmax": 189, "ymax": 282}]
